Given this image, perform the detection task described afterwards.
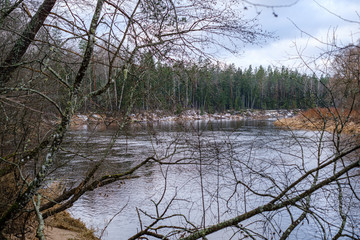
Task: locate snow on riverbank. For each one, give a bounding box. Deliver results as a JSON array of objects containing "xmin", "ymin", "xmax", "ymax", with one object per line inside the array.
[
  {"xmin": 70, "ymin": 109, "xmax": 297, "ymax": 128},
  {"xmin": 129, "ymin": 109, "xmax": 296, "ymax": 122}
]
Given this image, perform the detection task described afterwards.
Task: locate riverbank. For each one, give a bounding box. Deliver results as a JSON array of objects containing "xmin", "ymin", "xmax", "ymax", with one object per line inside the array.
[
  {"xmin": 45, "ymin": 211, "xmax": 99, "ymax": 240},
  {"xmin": 274, "ymin": 108, "xmax": 360, "ymax": 134},
  {"xmin": 4, "ymin": 211, "xmax": 98, "ymax": 240},
  {"xmin": 70, "ymin": 109, "xmax": 297, "ymax": 129}
]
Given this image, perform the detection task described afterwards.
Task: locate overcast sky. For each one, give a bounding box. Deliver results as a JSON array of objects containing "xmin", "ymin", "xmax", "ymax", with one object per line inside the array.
[{"xmin": 221, "ymin": 0, "xmax": 360, "ymax": 71}]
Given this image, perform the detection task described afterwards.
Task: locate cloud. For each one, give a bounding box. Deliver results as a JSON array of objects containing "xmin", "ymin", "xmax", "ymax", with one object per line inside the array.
[
  {"xmin": 223, "ymin": 0, "xmax": 360, "ymax": 72},
  {"xmin": 222, "ymin": 38, "xmax": 301, "ymax": 69}
]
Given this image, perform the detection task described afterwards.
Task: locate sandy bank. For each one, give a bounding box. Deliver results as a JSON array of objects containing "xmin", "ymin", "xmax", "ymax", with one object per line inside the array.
[
  {"xmin": 44, "ymin": 211, "xmax": 99, "ymax": 240},
  {"xmin": 44, "ymin": 226, "xmax": 78, "ymax": 240}
]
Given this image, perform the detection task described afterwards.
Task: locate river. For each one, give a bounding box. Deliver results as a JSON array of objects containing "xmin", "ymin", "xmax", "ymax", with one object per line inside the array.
[{"xmin": 54, "ymin": 120, "xmax": 359, "ymax": 239}]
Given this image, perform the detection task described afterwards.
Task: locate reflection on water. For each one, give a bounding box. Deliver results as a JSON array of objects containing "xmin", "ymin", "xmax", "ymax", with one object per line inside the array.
[{"xmin": 52, "ymin": 120, "xmax": 359, "ymax": 239}]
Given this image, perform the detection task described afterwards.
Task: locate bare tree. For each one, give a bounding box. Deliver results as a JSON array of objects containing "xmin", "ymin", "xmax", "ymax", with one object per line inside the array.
[
  {"xmin": 3, "ymin": 0, "xmax": 358, "ymax": 239},
  {"xmin": 115, "ymin": 6, "xmax": 360, "ymax": 240},
  {"xmin": 0, "ymin": 0, "xmax": 269, "ymax": 238},
  {"xmin": 116, "ymin": 119, "xmax": 359, "ymax": 239}
]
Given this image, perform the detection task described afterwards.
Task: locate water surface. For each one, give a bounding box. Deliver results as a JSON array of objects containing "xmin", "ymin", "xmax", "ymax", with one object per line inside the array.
[{"xmin": 54, "ymin": 120, "xmax": 359, "ymax": 239}]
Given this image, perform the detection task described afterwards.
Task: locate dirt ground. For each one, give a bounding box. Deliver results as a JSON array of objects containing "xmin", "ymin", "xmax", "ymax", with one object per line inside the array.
[{"xmin": 45, "ymin": 227, "xmax": 79, "ymax": 240}]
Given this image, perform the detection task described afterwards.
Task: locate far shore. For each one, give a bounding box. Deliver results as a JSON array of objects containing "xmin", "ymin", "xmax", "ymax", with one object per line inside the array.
[{"xmin": 69, "ymin": 109, "xmax": 297, "ymax": 129}]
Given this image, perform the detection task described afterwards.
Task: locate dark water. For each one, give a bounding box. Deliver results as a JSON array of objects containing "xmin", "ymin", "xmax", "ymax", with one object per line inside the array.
[{"xmin": 53, "ymin": 120, "xmax": 360, "ymax": 239}]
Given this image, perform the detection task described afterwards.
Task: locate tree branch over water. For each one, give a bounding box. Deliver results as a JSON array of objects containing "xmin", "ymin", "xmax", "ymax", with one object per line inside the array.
[{"xmin": 1, "ymin": 0, "xmax": 360, "ymax": 239}]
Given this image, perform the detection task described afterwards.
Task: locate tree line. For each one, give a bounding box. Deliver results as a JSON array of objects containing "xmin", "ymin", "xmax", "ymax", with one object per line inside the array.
[{"xmin": 77, "ymin": 53, "xmax": 329, "ymax": 114}]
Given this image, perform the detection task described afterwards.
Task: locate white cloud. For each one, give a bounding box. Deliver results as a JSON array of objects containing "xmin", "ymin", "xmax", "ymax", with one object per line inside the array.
[{"xmin": 222, "ymin": 0, "xmax": 360, "ymax": 72}]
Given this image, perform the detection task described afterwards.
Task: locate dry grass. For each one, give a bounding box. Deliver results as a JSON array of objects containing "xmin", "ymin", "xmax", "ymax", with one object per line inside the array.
[
  {"xmin": 1, "ymin": 180, "xmax": 99, "ymax": 240},
  {"xmin": 43, "ymin": 183, "xmax": 99, "ymax": 240},
  {"xmin": 274, "ymin": 108, "xmax": 360, "ymax": 134},
  {"xmin": 300, "ymin": 107, "xmax": 360, "ymax": 122},
  {"xmin": 0, "ymin": 174, "xmax": 37, "ymax": 239},
  {"xmin": 46, "ymin": 211, "xmax": 99, "ymax": 240}
]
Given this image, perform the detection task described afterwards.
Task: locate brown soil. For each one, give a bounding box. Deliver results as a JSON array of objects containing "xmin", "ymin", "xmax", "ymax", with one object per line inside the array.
[
  {"xmin": 44, "ymin": 227, "xmax": 78, "ymax": 240},
  {"xmin": 3, "ymin": 208, "xmax": 98, "ymax": 240},
  {"xmin": 45, "ymin": 211, "xmax": 99, "ymax": 240}
]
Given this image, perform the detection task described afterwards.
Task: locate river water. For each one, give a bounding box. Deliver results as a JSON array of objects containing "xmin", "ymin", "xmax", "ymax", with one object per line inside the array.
[{"xmin": 54, "ymin": 120, "xmax": 360, "ymax": 239}]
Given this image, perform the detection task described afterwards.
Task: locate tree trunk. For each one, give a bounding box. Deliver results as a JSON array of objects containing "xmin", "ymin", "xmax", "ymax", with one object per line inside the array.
[{"xmin": 0, "ymin": 0, "xmax": 57, "ymax": 86}]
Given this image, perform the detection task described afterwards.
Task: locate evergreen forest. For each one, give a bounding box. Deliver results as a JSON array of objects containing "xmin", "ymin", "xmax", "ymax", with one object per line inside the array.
[{"xmin": 78, "ymin": 54, "xmax": 328, "ymax": 114}]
